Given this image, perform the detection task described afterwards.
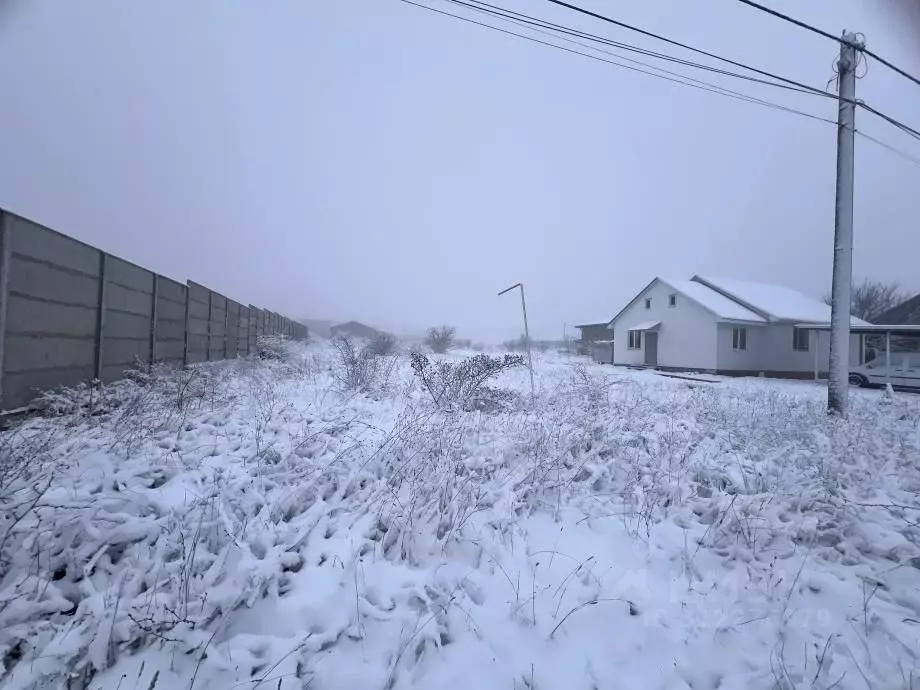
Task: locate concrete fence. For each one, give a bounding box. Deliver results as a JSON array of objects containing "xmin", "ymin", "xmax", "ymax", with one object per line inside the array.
[{"xmin": 0, "ymin": 209, "xmax": 308, "ymax": 410}]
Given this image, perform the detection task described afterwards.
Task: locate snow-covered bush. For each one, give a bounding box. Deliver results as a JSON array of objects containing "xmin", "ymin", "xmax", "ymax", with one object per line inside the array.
[
  {"xmin": 257, "ymin": 334, "xmax": 289, "ymax": 361},
  {"xmin": 424, "ymin": 325, "xmax": 455, "ymax": 354},
  {"xmin": 410, "ymin": 351, "xmax": 523, "ymax": 411},
  {"xmin": 365, "ymin": 332, "xmax": 398, "ymax": 356},
  {"xmin": 36, "ymin": 380, "xmax": 118, "ymax": 420},
  {"xmin": 330, "ymin": 335, "xmax": 396, "ymax": 394}
]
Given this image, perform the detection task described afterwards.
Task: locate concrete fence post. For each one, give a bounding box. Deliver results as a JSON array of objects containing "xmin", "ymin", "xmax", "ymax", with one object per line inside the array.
[
  {"xmin": 0, "ymin": 212, "xmax": 11, "ymax": 406},
  {"xmin": 224, "ymin": 302, "xmax": 229, "ymax": 359},
  {"xmin": 150, "ymin": 274, "xmax": 159, "ymax": 365},
  {"xmin": 93, "ymin": 253, "xmax": 108, "ymax": 381}
]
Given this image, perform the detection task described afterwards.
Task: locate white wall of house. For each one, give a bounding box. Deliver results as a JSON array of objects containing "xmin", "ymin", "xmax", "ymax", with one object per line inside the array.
[
  {"xmin": 715, "ymin": 323, "xmax": 767, "ymax": 371},
  {"xmin": 613, "ymin": 279, "xmax": 719, "ymax": 370},
  {"xmin": 716, "ymin": 324, "xmax": 862, "ymax": 373}
]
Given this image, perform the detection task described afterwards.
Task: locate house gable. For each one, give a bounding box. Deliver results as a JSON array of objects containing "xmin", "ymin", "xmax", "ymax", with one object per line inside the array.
[
  {"xmin": 611, "ymin": 278, "xmax": 721, "ymax": 370},
  {"xmin": 610, "ymin": 277, "xmax": 764, "ymax": 327}
]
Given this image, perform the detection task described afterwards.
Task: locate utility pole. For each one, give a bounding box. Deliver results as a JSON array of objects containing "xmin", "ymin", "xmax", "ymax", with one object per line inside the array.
[
  {"xmin": 498, "ymin": 282, "xmax": 535, "ymax": 397},
  {"xmin": 827, "ymin": 31, "xmax": 863, "ymax": 417}
]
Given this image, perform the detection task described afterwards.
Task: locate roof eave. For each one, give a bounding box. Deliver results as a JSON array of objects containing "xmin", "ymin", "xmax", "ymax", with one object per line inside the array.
[
  {"xmin": 719, "ymin": 318, "xmax": 768, "ymax": 325},
  {"xmin": 608, "ymin": 277, "xmax": 660, "ymax": 327}
]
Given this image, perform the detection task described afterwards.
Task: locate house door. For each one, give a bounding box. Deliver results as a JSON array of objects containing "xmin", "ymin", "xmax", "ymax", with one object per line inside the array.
[{"xmin": 644, "ymin": 332, "xmax": 658, "ymax": 366}]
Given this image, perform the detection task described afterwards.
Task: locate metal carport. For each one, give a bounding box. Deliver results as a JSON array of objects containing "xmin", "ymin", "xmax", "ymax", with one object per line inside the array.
[{"xmin": 795, "ymin": 323, "xmax": 920, "ymax": 386}]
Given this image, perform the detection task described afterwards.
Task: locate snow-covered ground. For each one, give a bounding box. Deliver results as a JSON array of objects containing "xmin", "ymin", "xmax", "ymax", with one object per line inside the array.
[{"xmin": 1, "ymin": 341, "xmax": 919, "ymax": 690}]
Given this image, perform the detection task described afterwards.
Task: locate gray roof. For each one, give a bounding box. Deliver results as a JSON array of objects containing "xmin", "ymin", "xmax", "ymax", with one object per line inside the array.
[
  {"xmin": 875, "ymin": 294, "xmax": 920, "ymax": 325},
  {"xmin": 693, "ymin": 275, "xmax": 871, "ymax": 326}
]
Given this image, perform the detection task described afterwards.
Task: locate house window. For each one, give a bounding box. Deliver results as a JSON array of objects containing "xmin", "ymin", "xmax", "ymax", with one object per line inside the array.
[
  {"xmin": 793, "ymin": 327, "xmax": 809, "ymax": 352},
  {"xmin": 628, "ymin": 330, "xmax": 642, "ymax": 350},
  {"xmin": 644, "ymin": 298, "xmax": 651, "ymax": 310},
  {"xmin": 732, "ymin": 327, "xmax": 747, "ymax": 351},
  {"xmin": 668, "ymin": 294, "xmax": 676, "ymax": 308}
]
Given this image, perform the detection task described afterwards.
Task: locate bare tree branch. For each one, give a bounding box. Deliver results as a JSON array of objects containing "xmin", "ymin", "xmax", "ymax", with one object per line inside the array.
[{"xmin": 823, "ymin": 279, "xmax": 907, "ymax": 323}]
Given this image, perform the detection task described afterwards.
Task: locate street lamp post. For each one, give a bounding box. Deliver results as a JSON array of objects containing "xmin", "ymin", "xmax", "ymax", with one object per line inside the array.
[{"xmin": 498, "ymin": 282, "xmax": 535, "ymax": 397}]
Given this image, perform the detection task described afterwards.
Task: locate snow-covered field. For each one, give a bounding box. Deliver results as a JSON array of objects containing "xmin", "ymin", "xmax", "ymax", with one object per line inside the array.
[{"xmin": 2, "ymin": 341, "xmax": 919, "ymax": 690}]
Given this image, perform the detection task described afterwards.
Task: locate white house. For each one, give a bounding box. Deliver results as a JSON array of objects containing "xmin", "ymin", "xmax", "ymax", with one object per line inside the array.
[{"xmin": 610, "ymin": 275, "xmax": 869, "ymax": 378}]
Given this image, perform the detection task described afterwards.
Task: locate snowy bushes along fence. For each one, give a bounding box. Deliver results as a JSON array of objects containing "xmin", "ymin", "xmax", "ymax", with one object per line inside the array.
[{"xmin": 0, "ymin": 209, "xmax": 309, "ymax": 410}]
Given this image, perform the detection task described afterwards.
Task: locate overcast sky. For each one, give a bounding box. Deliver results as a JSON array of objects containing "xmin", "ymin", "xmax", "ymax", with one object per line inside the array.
[{"xmin": 1, "ymin": 0, "xmax": 918, "ymax": 341}]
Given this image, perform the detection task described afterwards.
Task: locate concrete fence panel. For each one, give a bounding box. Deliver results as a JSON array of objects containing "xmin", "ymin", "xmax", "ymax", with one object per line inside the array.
[
  {"xmin": 100, "ymin": 255, "xmax": 155, "ymax": 382},
  {"xmin": 248, "ymin": 305, "xmax": 259, "ymax": 352},
  {"xmin": 186, "ymin": 281, "xmax": 210, "ymax": 364},
  {"xmin": 155, "ymin": 276, "xmax": 187, "ymax": 364},
  {"xmin": 0, "ymin": 214, "xmax": 102, "ymax": 409},
  {"xmin": 238, "ymin": 305, "xmax": 250, "ymax": 356},
  {"xmin": 226, "ymin": 299, "xmax": 240, "ymax": 358},
  {"xmin": 208, "ymin": 291, "xmax": 227, "ymax": 360},
  {"xmin": 256, "ymin": 308, "xmax": 266, "ymax": 337}
]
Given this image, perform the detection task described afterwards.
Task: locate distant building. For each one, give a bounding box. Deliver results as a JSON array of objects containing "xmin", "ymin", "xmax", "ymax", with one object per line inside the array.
[
  {"xmin": 575, "ymin": 322, "xmax": 613, "ymax": 360},
  {"xmin": 874, "ymin": 294, "xmax": 920, "ymax": 351},
  {"xmin": 330, "ymin": 321, "xmax": 381, "ymax": 339},
  {"xmin": 876, "ymin": 294, "xmax": 920, "ymax": 325}
]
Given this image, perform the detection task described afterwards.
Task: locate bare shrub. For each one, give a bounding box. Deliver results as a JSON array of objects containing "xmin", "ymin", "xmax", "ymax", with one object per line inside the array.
[
  {"xmin": 425, "ymin": 326, "xmax": 456, "ymax": 354},
  {"xmin": 0, "ymin": 424, "xmax": 58, "ymax": 580},
  {"xmin": 410, "ymin": 351, "xmax": 524, "ymax": 411},
  {"xmin": 331, "ymin": 335, "xmax": 395, "ymax": 394},
  {"xmin": 503, "ymin": 334, "xmax": 531, "ymax": 353},
  {"xmin": 366, "ymin": 332, "xmax": 398, "ymax": 356},
  {"xmin": 36, "ymin": 380, "xmax": 117, "ymax": 420},
  {"xmin": 257, "ymin": 334, "xmax": 289, "ymax": 360}
]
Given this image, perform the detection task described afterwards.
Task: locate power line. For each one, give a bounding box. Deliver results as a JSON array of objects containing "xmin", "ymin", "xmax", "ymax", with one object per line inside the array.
[
  {"xmin": 396, "ymin": 0, "xmax": 835, "ymax": 125},
  {"xmin": 732, "ymin": 0, "xmax": 843, "ymax": 44},
  {"xmin": 401, "ymin": 0, "xmax": 920, "ymax": 145},
  {"xmin": 731, "ymin": 0, "xmax": 920, "ymax": 90},
  {"xmin": 448, "ymin": 0, "xmax": 826, "ymax": 98},
  {"xmin": 857, "ymin": 102, "xmax": 920, "ymax": 142},
  {"xmin": 862, "ymin": 49, "xmax": 920, "ymax": 90},
  {"xmin": 541, "ymin": 0, "xmax": 920, "ymax": 145},
  {"xmin": 542, "ymin": 0, "xmax": 833, "ymax": 98},
  {"xmin": 856, "ymin": 130, "xmax": 920, "ymax": 167}
]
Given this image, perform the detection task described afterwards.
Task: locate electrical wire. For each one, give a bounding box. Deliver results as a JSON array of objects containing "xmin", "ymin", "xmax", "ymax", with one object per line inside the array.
[
  {"xmin": 732, "ymin": 0, "xmax": 842, "ymax": 43},
  {"xmin": 856, "ymin": 130, "xmax": 920, "ymax": 167},
  {"xmin": 857, "ymin": 102, "xmax": 920, "ymax": 142},
  {"xmin": 731, "ymin": 0, "xmax": 920, "ymax": 89},
  {"xmin": 448, "ymin": 0, "xmax": 825, "ymax": 98},
  {"xmin": 862, "ymin": 49, "xmax": 920, "ymax": 89},
  {"xmin": 542, "ymin": 0, "xmax": 833, "ymax": 98},
  {"xmin": 465, "ymin": 1, "xmax": 811, "ymax": 102},
  {"xmin": 399, "ymin": 0, "xmax": 920, "ymax": 150},
  {"xmin": 396, "ymin": 0, "xmax": 835, "ymax": 125},
  {"xmin": 540, "ymin": 0, "xmax": 920, "ymax": 143}
]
